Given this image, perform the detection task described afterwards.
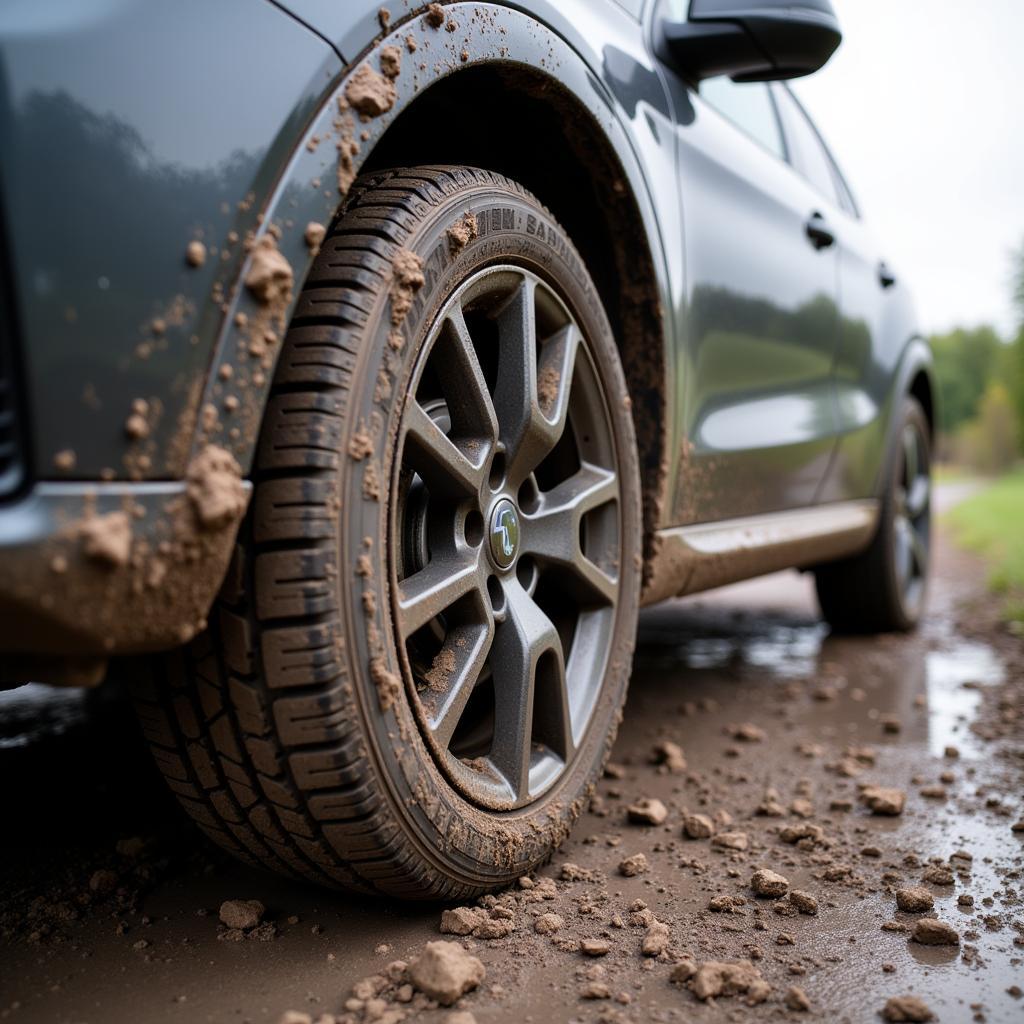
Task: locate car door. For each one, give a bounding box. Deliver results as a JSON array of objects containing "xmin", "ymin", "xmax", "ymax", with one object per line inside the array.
[{"xmin": 660, "ymin": 69, "xmax": 842, "ymax": 524}]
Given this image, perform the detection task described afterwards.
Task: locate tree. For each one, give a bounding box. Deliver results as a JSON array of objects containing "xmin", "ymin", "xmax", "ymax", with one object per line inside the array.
[
  {"xmin": 929, "ymin": 325, "xmax": 1003, "ymax": 433},
  {"xmin": 956, "ymin": 383, "xmax": 1019, "ymax": 473},
  {"xmin": 1010, "ymin": 240, "xmax": 1024, "ymax": 449}
]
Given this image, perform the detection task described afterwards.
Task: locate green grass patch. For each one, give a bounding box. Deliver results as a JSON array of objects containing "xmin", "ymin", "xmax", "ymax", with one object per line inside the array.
[{"xmin": 947, "ymin": 468, "xmax": 1024, "ymax": 622}]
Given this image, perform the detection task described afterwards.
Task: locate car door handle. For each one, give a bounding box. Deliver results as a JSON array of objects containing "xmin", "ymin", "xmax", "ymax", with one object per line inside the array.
[
  {"xmin": 878, "ymin": 260, "xmax": 897, "ymax": 288},
  {"xmin": 804, "ymin": 211, "xmax": 835, "ymax": 250}
]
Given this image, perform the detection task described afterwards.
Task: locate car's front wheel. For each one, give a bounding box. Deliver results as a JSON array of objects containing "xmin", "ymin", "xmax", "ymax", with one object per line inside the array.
[{"xmin": 135, "ymin": 166, "xmax": 641, "ymax": 897}]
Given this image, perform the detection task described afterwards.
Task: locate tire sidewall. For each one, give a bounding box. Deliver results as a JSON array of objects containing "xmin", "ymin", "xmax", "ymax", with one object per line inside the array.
[{"xmin": 339, "ymin": 173, "xmax": 641, "ymax": 889}]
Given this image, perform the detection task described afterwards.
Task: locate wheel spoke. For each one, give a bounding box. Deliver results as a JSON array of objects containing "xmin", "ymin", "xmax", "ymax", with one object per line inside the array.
[
  {"xmin": 436, "ymin": 305, "xmax": 500, "ymax": 446},
  {"xmin": 894, "ymin": 515, "xmax": 913, "ymax": 588},
  {"xmin": 524, "ymin": 463, "xmax": 619, "ymax": 606},
  {"xmin": 488, "ymin": 579, "xmax": 570, "ymax": 799},
  {"xmin": 397, "ymin": 554, "xmax": 481, "ymax": 638},
  {"xmin": 907, "ymin": 474, "xmax": 930, "ymax": 519},
  {"xmin": 902, "ymin": 425, "xmax": 918, "ymax": 492},
  {"xmin": 536, "ymin": 323, "xmax": 580, "ymax": 436},
  {"xmin": 910, "ymin": 525, "xmax": 929, "ymax": 578},
  {"xmin": 493, "ymin": 276, "xmax": 561, "ymax": 482},
  {"xmin": 426, "ymin": 618, "xmax": 494, "ymax": 749},
  {"xmin": 402, "ymin": 400, "xmax": 484, "ymax": 499}
]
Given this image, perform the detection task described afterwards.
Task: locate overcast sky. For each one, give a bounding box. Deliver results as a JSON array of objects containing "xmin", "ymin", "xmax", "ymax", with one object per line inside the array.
[{"xmin": 792, "ymin": 0, "xmax": 1024, "ymax": 339}]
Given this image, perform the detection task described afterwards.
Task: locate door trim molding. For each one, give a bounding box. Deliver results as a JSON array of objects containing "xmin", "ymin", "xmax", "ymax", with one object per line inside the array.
[{"xmin": 641, "ymin": 499, "xmax": 880, "ymax": 606}]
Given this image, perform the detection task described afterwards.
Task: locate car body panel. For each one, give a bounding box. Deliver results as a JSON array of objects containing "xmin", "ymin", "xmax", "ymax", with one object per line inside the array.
[{"xmin": 0, "ymin": 0, "xmax": 341, "ymax": 482}]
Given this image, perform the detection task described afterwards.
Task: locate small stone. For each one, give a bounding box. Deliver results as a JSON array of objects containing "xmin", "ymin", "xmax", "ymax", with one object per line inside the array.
[
  {"xmin": 580, "ymin": 938, "xmax": 610, "ymax": 956},
  {"xmin": 711, "ymin": 830, "xmax": 748, "ymax": 851},
  {"xmin": 627, "ymin": 797, "xmax": 668, "ymax": 826},
  {"xmin": 881, "ymin": 715, "xmax": 901, "ymax": 734},
  {"xmin": 219, "ymin": 900, "xmax": 264, "ymax": 931},
  {"xmin": 409, "ymin": 941, "xmax": 485, "ymax": 1006},
  {"xmin": 691, "ymin": 960, "xmax": 770, "ymax": 1004},
  {"xmin": 957, "ymin": 894, "xmax": 975, "ymax": 907},
  {"xmin": 789, "ymin": 890, "xmax": 818, "ymax": 915},
  {"xmin": 895, "ymin": 887, "xmax": 933, "ymax": 913},
  {"xmin": 861, "ymin": 786, "xmax": 905, "ymax": 816},
  {"xmin": 618, "ymin": 852, "xmax": 648, "ymax": 877},
  {"xmin": 910, "ymin": 918, "xmax": 959, "ymax": 946},
  {"xmin": 786, "ymin": 986, "xmax": 811, "ymax": 1011},
  {"xmin": 534, "ymin": 913, "xmax": 564, "ymax": 935},
  {"xmin": 580, "ymin": 981, "xmax": 611, "ymax": 999},
  {"xmin": 682, "ymin": 813, "xmax": 714, "ymax": 839},
  {"xmin": 651, "ymin": 740, "xmax": 687, "ymax": 772},
  {"xmin": 730, "ymin": 722, "xmax": 765, "ymax": 742},
  {"xmin": 445, "ymin": 1012, "xmax": 477, "ymax": 1024},
  {"xmin": 881, "ymin": 995, "xmax": 935, "ymax": 1022},
  {"xmin": 944, "ymin": 745, "xmax": 959, "ymax": 759},
  {"xmin": 751, "ymin": 869, "xmax": 789, "ymax": 898}
]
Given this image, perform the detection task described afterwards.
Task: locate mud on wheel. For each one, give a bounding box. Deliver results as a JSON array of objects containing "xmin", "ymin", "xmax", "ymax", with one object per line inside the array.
[{"xmin": 135, "ymin": 166, "xmax": 642, "ymax": 898}]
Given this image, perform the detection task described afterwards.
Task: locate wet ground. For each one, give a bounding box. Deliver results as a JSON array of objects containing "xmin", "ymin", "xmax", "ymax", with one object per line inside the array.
[{"xmin": 1, "ymin": 505, "xmax": 1021, "ymax": 1024}]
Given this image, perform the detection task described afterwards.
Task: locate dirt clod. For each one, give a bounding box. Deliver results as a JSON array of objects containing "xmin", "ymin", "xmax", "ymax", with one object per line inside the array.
[
  {"xmin": 390, "ymin": 249, "xmax": 425, "ymax": 326},
  {"xmin": 691, "ymin": 960, "xmax": 770, "ymax": 1005},
  {"xmin": 304, "ymin": 222, "xmax": 326, "ymax": 250},
  {"xmin": 185, "ymin": 241, "xmax": 206, "ymax": 267},
  {"xmin": 186, "ymin": 446, "xmax": 248, "ymax": 531},
  {"xmin": 651, "ymin": 740, "xmax": 687, "ymax": 773},
  {"xmin": 682, "ymin": 812, "xmax": 714, "ymax": 839},
  {"xmin": 751, "ymin": 869, "xmax": 789, "ymax": 898},
  {"xmin": 219, "ymin": 900, "xmax": 264, "ymax": 931},
  {"xmin": 245, "ymin": 236, "xmax": 294, "ymax": 306},
  {"xmin": 345, "ymin": 63, "xmax": 397, "ymax": 118},
  {"xmin": 711, "ymin": 830, "xmax": 749, "ymax": 851},
  {"xmin": 881, "ymin": 995, "xmax": 935, "ymax": 1021},
  {"xmin": 425, "ymin": 3, "xmax": 445, "ymax": 28},
  {"xmin": 408, "ymin": 941, "xmax": 485, "ymax": 1005},
  {"xmin": 627, "ymin": 797, "xmax": 667, "ymax": 826},
  {"xmin": 786, "ymin": 985, "xmax": 811, "ymax": 1011},
  {"xmin": 447, "ymin": 212, "xmax": 479, "ymax": 253},
  {"xmin": 895, "ymin": 887, "xmax": 934, "ymax": 913},
  {"xmin": 80, "ymin": 511, "xmax": 132, "ymax": 567},
  {"xmin": 861, "ymin": 786, "xmax": 906, "ymax": 816},
  {"xmin": 910, "ymin": 918, "xmax": 959, "ymax": 945},
  {"xmin": 618, "ymin": 853, "xmax": 648, "ymax": 877}
]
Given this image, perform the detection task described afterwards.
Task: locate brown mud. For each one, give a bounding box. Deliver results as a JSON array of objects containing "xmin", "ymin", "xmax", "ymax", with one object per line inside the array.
[{"xmin": 0, "ymin": 524, "xmax": 1021, "ymax": 1023}]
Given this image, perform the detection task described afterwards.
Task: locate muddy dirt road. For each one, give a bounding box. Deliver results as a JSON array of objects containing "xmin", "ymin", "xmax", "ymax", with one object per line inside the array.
[{"xmin": 1, "ymin": 518, "xmax": 1021, "ymax": 1024}]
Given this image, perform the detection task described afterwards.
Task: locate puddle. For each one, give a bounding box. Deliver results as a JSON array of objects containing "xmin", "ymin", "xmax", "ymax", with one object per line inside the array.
[
  {"xmin": 924, "ymin": 640, "xmax": 1004, "ymax": 759},
  {"xmin": 0, "ymin": 683, "xmax": 88, "ymax": 750}
]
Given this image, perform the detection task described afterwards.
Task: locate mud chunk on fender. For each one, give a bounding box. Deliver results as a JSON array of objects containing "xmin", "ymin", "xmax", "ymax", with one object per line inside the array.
[
  {"xmin": 409, "ymin": 941, "xmax": 485, "ymax": 1005},
  {"xmin": 187, "ymin": 446, "xmax": 248, "ymax": 530}
]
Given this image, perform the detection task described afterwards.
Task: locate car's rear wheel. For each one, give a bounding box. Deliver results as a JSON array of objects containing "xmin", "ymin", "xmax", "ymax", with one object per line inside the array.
[
  {"xmin": 134, "ymin": 166, "xmax": 641, "ymax": 897},
  {"xmin": 814, "ymin": 396, "xmax": 931, "ymax": 633}
]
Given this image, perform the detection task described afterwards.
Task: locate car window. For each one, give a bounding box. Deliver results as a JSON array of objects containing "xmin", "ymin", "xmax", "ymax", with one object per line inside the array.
[
  {"xmin": 698, "ymin": 77, "xmax": 785, "ymax": 161},
  {"xmin": 771, "ymin": 84, "xmax": 839, "ymax": 205}
]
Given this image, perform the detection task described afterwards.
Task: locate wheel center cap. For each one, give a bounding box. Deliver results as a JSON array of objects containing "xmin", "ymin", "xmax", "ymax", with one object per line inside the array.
[{"xmin": 488, "ymin": 498, "xmax": 520, "ymax": 569}]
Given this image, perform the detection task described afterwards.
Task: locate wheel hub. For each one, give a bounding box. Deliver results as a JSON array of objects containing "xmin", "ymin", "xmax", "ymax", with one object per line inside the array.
[{"xmin": 488, "ymin": 498, "xmax": 520, "ymax": 569}]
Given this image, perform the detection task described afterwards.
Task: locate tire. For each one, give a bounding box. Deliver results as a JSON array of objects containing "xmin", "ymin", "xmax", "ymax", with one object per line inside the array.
[
  {"xmin": 134, "ymin": 166, "xmax": 642, "ymax": 898},
  {"xmin": 814, "ymin": 397, "xmax": 932, "ymax": 633}
]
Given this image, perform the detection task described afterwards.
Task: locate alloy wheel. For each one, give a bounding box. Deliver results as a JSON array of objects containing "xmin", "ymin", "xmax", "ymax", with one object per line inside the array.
[
  {"xmin": 893, "ymin": 420, "xmax": 931, "ymax": 617},
  {"xmin": 389, "ymin": 267, "xmax": 622, "ymax": 811}
]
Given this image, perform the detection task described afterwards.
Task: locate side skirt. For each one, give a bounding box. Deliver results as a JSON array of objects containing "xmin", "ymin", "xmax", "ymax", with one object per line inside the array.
[{"xmin": 640, "ymin": 500, "xmax": 880, "ymax": 606}]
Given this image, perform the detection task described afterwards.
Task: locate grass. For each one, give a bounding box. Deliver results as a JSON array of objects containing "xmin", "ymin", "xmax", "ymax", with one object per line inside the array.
[{"xmin": 946, "ymin": 467, "xmax": 1024, "ymax": 624}]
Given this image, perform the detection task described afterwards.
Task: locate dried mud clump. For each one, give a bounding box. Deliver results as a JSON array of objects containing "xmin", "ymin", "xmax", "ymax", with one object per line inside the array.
[
  {"xmin": 682, "ymin": 812, "xmax": 714, "ymax": 839},
  {"xmin": 895, "ymin": 886, "xmax": 934, "ymax": 913},
  {"xmin": 185, "ymin": 240, "xmax": 206, "ymax": 267},
  {"xmin": 447, "ymin": 212, "xmax": 479, "ymax": 253},
  {"xmin": 379, "ymin": 44, "xmax": 402, "ymax": 80},
  {"xmin": 618, "ymin": 852, "xmax": 648, "ymax": 877},
  {"xmin": 425, "ymin": 3, "xmax": 445, "ymax": 28},
  {"xmin": 245, "ymin": 236, "xmax": 294, "ymax": 307},
  {"xmin": 303, "ymin": 222, "xmax": 326, "ymax": 251},
  {"xmin": 390, "ymin": 249, "xmax": 426, "ymax": 326},
  {"xmin": 690, "ymin": 960, "xmax": 770, "ymax": 1005},
  {"xmin": 345, "ymin": 63, "xmax": 397, "ymax": 119},
  {"xmin": 80, "ymin": 511, "xmax": 132, "ymax": 568},
  {"xmin": 750, "ymin": 868, "xmax": 789, "ymax": 898},
  {"xmin": 627, "ymin": 797, "xmax": 667, "ymax": 826},
  {"xmin": 651, "ymin": 739, "xmax": 687, "ymax": 773},
  {"xmin": 882, "ymin": 995, "xmax": 935, "ymax": 1022},
  {"xmin": 186, "ymin": 446, "xmax": 247, "ymax": 530},
  {"xmin": 408, "ymin": 940, "xmax": 485, "ymax": 1005}
]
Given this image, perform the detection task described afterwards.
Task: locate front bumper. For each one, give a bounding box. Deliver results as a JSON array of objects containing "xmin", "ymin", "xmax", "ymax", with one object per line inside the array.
[{"xmin": 0, "ymin": 479, "xmax": 249, "ymax": 676}]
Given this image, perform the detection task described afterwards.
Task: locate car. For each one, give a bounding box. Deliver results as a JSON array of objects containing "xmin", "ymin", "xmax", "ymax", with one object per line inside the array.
[{"xmin": 0, "ymin": 0, "xmax": 934, "ymax": 898}]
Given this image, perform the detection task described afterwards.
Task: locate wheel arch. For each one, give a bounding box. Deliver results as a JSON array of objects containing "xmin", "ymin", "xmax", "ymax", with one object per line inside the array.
[{"xmin": 185, "ymin": 5, "xmax": 674, "ymax": 573}]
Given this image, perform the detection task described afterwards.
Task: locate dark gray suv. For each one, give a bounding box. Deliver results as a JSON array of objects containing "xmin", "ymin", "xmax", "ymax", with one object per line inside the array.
[{"xmin": 0, "ymin": 0, "xmax": 934, "ymax": 897}]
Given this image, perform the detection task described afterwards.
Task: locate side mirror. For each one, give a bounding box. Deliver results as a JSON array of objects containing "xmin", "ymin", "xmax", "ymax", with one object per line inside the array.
[{"xmin": 660, "ymin": 0, "xmax": 841, "ymax": 82}]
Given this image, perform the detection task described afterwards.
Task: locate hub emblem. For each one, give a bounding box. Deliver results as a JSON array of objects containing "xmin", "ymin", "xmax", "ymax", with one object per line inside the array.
[{"xmin": 489, "ymin": 499, "xmax": 519, "ymax": 569}]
